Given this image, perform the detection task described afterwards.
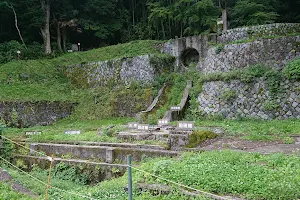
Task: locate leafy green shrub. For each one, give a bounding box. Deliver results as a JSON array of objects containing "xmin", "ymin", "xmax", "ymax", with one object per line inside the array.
[
  {"xmin": 240, "ymin": 64, "xmax": 268, "ymax": 83},
  {"xmin": 53, "ymin": 162, "xmax": 88, "ymax": 185},
  {"xmin": 220, "ymin": 89, "xmax": 237, "ymax": 101},
  {"xmin": 150, "ymin": 54, "xmax": 175, "ymax": 73},
  {"xmin": 186, "ymin": 130, "xmax": 218, "ymax": 148},
  {"xmin": 283, "ymin": 58, "xmax": 300, "ymax": 80},
  {"xmin": 0, "ymin": 41, "xmax": 44, "ymax": 64},
  {"xmin": 283, "ymin": 137, "xmax": 295, "ymax": 144},
  {"xmin": 215, "ymin": 44, "xmax": 225, "ymax": 54},
  {"xmin": 263, "ymin": 100, "xmax": 280, "ymax": 111},
  {"xmin": 102, "ymin": 125, "xmax": 124, "ymax": 137},
  {"xmin": 264, "ymin": 69, "xmax": 282, "ymax": 98}
]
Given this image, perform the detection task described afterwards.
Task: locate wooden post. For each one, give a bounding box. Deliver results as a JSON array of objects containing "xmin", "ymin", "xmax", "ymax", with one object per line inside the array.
[
  {"xmin": 45, "ymin": 154, "xmax": 54, "ymax": 200},
  {"xmin": 0, "ymin": 125, "xmax": 3, "ymax": 152}
]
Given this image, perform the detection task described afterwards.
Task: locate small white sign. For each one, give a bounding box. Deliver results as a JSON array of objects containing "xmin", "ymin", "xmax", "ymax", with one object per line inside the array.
[
  {"xmin": 177, "ymin": 121, "xmax": 194, "ymax": 130},
  {"xmin": 158, "ymin": 119, "xmax": 169, "ymax": 126},
  {"xmin": 64, "ymin": 130, "xmax": 81, "ymax": 135},
  {"xmin": 128, "ymin": 122, "xmax": 138, "ymax": 129},
  {"xmin": 171, "ymin": 106, "xmax": 181, "ymax": 111},
  {"xmin": 25, "ymin": 131, "xmax": 42, "ymax": 136},
  {"xmin": 137, "ymin": 124, "xmax": 149, "ymax": 131}
]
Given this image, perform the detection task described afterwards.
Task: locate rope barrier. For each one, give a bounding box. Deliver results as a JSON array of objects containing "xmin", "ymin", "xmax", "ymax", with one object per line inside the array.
[{"xmin": 2, "ymin": 136, "xmax": 233, "ymax": 199}]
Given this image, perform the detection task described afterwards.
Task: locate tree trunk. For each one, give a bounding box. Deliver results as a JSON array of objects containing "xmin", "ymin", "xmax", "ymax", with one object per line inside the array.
[
  {"xmin": 40, "ymin": 0, "xmax": 51, "ymax": 54},
  {"xmin": 132, "ymin": 0, "xmax": 135, "ymax": 26},
  {"xmin": 62, "ymin": 26, "xmax": 67, "ymax": 52},
  {"xmin": 161, "ymin": 20, "xmax": 165, "ymax": 39},
  {"xmin": 8, "ymin": 4, "xmax": 27, "ymax": 49},
  {"xmin": 57, "ymin": 22, "xmax": 62, "ymax": 52},
  {"xmin": 180, "ymin": 22, "xmax": 183, "ymax": 38},
  {"xmin": 222, "ymin": 9, "xmax": 228, "ymax": 32}
]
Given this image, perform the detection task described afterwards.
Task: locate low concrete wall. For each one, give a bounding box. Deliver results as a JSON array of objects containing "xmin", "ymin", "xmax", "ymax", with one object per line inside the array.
[{"xmin": 30, "ymin": 143, "xmax": 178, "ymax": 163}]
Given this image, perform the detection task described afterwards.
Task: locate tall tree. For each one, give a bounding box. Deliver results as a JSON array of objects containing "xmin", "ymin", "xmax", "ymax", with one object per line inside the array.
[
  {"xmin": 40, "ymin": 0, "xmax": 51, "ymax": 54},
  {"xmin": 231, "ymin": 0, "xmax": 278, "ymax": 27},
  {"xmin": 52, "ymin": 0, "xmax": 77, "ymax": 52}
]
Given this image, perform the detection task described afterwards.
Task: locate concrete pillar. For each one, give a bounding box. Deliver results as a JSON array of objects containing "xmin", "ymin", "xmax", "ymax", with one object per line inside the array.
[
  {"xmin": 105, "ymin": 148, "xmax": 114, "ymax": 164},
  {"xmin": 30, "ymin": 143, "xmax": 38, "ymax": 155}
]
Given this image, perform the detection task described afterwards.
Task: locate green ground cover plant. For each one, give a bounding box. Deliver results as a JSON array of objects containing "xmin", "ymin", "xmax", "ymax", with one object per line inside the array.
[
  {"xmin": 3, "ymin": 118, "xmax": 132, "ymax": 141},
  {"xmin": 135, "ymin": 151, "xmax": 300, "ymax": 200},
  {"xmin": 4, "ymin": 150, "xmax": 300, "ymax": 200},
  {"xmin": 0, "ymin": 181, "xmax": 33, "ymax": 200},
  {"xmin": 195, "ymin": 118, "xmax": 300, "ymax": 142}
]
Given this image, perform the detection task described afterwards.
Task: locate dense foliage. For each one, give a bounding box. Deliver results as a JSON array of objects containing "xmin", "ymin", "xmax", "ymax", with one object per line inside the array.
[{"xmin": 0, "ymin": 0, "xmax": 299, "ymax": 58}]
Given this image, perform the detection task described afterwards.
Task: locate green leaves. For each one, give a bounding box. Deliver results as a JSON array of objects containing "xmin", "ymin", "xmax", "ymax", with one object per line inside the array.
[
  {"xmin": 231, "ymin": 0, "xmax": 279, "ymax": 27},
  {"xmin": 283, "ymin": 58, "xmax": 300, "ymax": 80}
]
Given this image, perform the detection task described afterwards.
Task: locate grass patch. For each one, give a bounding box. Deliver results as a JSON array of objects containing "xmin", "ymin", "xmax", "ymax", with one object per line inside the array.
[
  {"xmin": 195, "ymin": 119, "xmax": 300, "ymax": 138},
  {"xmin": 3, "ymin": 118, "xmax": 132, "ymax": 142},
  {"xmin": 0, "ymin": 40, "xmax": 162, "ymax": 101}
]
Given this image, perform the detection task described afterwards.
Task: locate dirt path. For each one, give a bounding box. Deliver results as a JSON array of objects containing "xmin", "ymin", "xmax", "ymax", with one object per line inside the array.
[{"xmin": 0, "ymin": 168, "xmax": 38, "ymax": 198}]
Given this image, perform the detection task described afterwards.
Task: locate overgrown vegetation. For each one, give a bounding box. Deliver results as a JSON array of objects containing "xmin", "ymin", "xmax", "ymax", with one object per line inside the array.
[
  {"xmin": 147, "ymin": 73, "xmax": 188, "ymax": 124},
  {"xmin": 220, "ymin": 89, "xmax": 237, "ymax": 101}
]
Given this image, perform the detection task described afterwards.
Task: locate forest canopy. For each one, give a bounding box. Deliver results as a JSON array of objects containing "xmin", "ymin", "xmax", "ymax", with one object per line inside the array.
[{"xmin": 0, "ymin": 0, "xmax": 299, "ymax": 58}]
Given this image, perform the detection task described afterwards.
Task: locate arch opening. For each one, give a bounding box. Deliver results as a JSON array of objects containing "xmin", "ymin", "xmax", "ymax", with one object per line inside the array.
[{"xmin": 181, "ymin": 48, "xmax": 200, "ymax": 67}]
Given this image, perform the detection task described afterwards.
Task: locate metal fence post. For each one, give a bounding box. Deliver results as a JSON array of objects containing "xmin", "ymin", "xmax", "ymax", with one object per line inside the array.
[
  {"xmin": 0, "ymin": 125, "xmax": 3, "ymax": 152},
  {"xmin": 127, "ymin": 155, "xmax": 133, "ymax": 200}
]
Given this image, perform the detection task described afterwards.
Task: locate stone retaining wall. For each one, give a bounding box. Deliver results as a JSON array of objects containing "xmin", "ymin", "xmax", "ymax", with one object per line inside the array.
[
  {"xmin": 218, "ymin": 23, "xmax": 300, "ymax": 43},
  {"xmin": 66, "ymin": 54, "xmax": 173, "ymax": 87},
  {"xmin": 199, "ymin": 36, "xmax": 300, "ymax": 73},
  {"xmin": 0, "ymin": 101, "xmax": 75, "ymax": 127},
  {"xmin": 198, "ymin": 78, "xmax": 300, "ymax": 120}
]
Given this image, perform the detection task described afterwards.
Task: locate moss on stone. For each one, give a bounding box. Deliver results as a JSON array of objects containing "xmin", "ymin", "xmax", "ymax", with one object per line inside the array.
[{"xmin": 186, "ymin": 130, "xmax": 218, "ymax": 148}]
